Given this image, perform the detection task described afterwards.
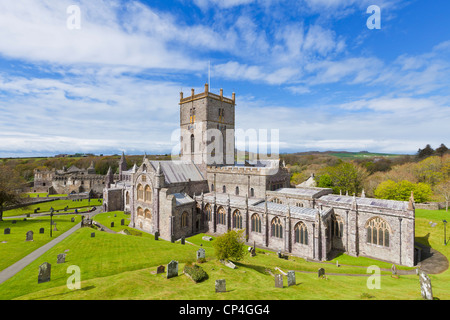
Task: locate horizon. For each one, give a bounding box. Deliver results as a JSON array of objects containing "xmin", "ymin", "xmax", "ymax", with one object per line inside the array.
[{"xmin": 0, "ymin": 1, "xmax": 449, "ymax": 158}]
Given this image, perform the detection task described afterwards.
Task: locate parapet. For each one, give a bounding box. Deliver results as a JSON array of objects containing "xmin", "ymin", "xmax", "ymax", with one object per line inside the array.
[{"xmin": 179, "ymin": 84, "xmax": 235, "ymax": 105}]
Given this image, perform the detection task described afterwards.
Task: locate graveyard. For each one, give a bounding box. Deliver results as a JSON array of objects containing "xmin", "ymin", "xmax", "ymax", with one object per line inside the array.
[{"xmin": 0, "ymin": 209, "xmax": 449, "ymax": 300}]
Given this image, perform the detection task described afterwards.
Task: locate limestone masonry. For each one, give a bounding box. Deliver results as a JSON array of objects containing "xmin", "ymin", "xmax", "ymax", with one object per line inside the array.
[{"xmin": 102, "ymin": 84, "xmax": 416, "ymax": 267}]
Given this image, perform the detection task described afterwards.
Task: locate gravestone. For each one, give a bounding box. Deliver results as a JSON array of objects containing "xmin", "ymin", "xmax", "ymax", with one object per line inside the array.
[
  {"xmin": 57, "ymin": 253, "xmax": 66, "ymax": 264},
  {"xmin": 202, "ymin": 236, "xmax": 212, "ymax": 241},
  {"xmin": 26, "ymin": 230, "xmax": 33, "ymax": 241},
  {"xmin": 155, "ymin": 231, "xmax": 159, "ymax": 240},
  {"xmin": 39, "ymin": 228, "xmax": 44, "ymax": 234},
  {"xmin": 197, "ymin": 248, "xmax": 206, "ymax": 260},
  {"xmin": 419, "ymin": 270, "xmax": 433, "ymax": 300},
  {"xmin": 215, "ymin": 279, "xmax": 226, "ymax": 293},
  {"xmin": 391, "ymin": 264, "xmax": 397, "ymax": 276},
  {"xmin": 220, "ymin": 260, "xmax": 237, "ymax": 269},
  {"xmin": 431, "ymin": 223, "xmax": 437, "ymax": 227},
  {"xmin": 121, "ymin": 219, "xmax": 125, "ymax": 226},
  {"xmin": 91, "ymin": 232, "xmax": 95, "ymax": 238},
  {"xmin": 275, "ymin": 274, "xmax": 283, "ymax": 288},
  {"xmin": 287, "ymin": 271, "xmax": 296, "ymax": 287},
  {"xmin": 4, "ymin": 228, "xmax": 10, "ymax": 235},
  {"xmin": 181, "ymin": 237, "xmax": 185, "ymax": 245},
  {"xmin": 110, "ymin": 222, "xmax": 114, "ymax": 228},
  {"xmin": 53, "ymin": 225, "xmax": 58, "ymax": 231},
  {"xmin": 156, "ymin": 265, "xmax": 165, "ymax": 274},
  {"xmin": 167, "ymin": 260, "xmax": 179, "ymax": 279},
  {"xmin": 71, "ymin": 217, "xmax": 75, "ymax": 222},
  {"xmin": 38, "ymin": 262, "xmax": 51, "ymax": 283},
  {"xmin": 318, "ymin": 268, "xmax": 325, "ymax": 278},
  {"xmin": 12, "ymin": 220, "xmax": 16, "ymax": 224}
]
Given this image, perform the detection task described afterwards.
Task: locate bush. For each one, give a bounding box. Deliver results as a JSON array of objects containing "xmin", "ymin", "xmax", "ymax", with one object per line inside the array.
[
  {"xmin": 184, "ymin": 264, "xmax": 208, "ymax": 283},
  {"xmin": 213, "ymin": 229, "xmax": 246, "ymax": 261},
  {"xmin": 374, "ymin": 180, "xmax": 432, "ymax": 203}
]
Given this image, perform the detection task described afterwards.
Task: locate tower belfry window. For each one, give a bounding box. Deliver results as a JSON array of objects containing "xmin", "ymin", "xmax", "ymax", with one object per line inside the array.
[{"xmin": 190, "ymin": 107, "xmax": 196, "ymax": 124}]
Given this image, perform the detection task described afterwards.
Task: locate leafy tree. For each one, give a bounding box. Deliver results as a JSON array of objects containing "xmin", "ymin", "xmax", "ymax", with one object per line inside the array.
[
  {"xmin": 316, "ymin": 173, "xmax": 333, "ymax": 189},
  {"xmin": 0, "ymin": 165, "xmax": 26, "ymax": 221},
  {"xmin": 417, "ymin": 144, "xmax": 434, "ymax": 159},
  {"xmin": 213, "ymin": 229, "xmax": 246, "ymax": 261},
  {"xmin": 414, "ymin": 156, "xmax": 444, "ymax": 186},
  {"xmin": 435, "ymin": 179, "xmax": 450, "ymax": 211},
  {"xmin": 435, "ymin": 143, "xmax": 449, "ymax": 157},
  {"xmin": 374, "ymin": 180, "xmax": 432, "ymax": 203},
  {"xmin": 316, "ymin": 162, "xmax": 368, "ymax": 195}
]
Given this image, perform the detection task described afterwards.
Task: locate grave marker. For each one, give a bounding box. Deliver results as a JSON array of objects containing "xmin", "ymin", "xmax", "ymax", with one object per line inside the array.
[
  {"xmin": 419, "ymin": 270, "xmax": 433, "ymax": 300},
  {"xmin": 167, "ymin": 260, "xmax": 179, "ymax": 279},
  {"xmin": 275, "ymin": 274, "xmax": 283, "ymax": 288},
  {"xmin": 38, "ymin": 262, "xmax": 51, "ymax": 283},
  {"xmin": 26, "ymin": 230, "xmax": 33, "ymax": 241},
  {"xmin": 57, "ymin": 253, "xmax": 66, "ymax": 264},
  {"xmin": 4, "ymin": 228, "xmax": 10, "ymax": 235},
  {"xmin": 318, "ymin": 268, "xmax": 325, "ymax": 278},
  {"xmin": 287, "ymin": 271, "xmax": 296, "ymax": 287},
  {"xmin": 215, "ymin": 279, "xmax": 226, "ymax": 293}
]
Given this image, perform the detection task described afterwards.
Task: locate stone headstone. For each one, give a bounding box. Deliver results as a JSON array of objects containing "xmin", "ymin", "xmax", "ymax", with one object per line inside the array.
[
  {"xmin": 12, "ymin": 220, "xmax": 16, "ymax": 224},
  {"xmin": 53, "ymin": 225, "xmax": 58, "ymax": 231},
  {"xmin": 114, "ymin": 214, "xmax": 117, "ymax": 217},
  {"xmin": 156, "ymin": 265, "xmax": 165, "ymax": 274},
  {"xmin": 26, "ymin": 230, "xmax": 33, "ymax": 241},
  {"xmin": 4, "ymin": 228, "xmax": 10, "ymax": 235},
  {"xmin": 202, "ymin": 236, "xmax": 213, "ymax": 241},
  {"xmin": 110, "ymin": 222, "xmax": 114, "ymax": 228},
  {"xmin": 215, "ymin": 279, "xmax": 226, "ymax": 293},
  {"xmin": 71, "ymin": 217, "xmax": 75, "ymax": 222},
  {"xmin": 197, "ymin": 248, "xmax": 206, "ymax": 260},
  {"xmin": 419, "ymin": 270, "xmax": 433, "ymax": 300},
  {"xmin": 38, "ymin": 262, "xmax": 51, "ymax": 283},
  {"xmin": 154, "ymin": 231, "xmax": 159, "ymax": 240},
  {"xmin": 431, "ymin": 223, "xmax": 437, "ymax": 227},
  {"xmin": 318, "ymin": 268, "xmax": 325, "ymax": 278},
  {"xmin": 91, "ymin": 232, "xmax": 95, "ymax": 238},
  {"xmin": 39, "ymin": 228, "xmax": 44, "ymax": 234},
  {"xmin": 220, "ymin": 260, "xmax": 237, "ymax": 269},
  {"xmin": 275, "ymin": 274, "xmax": 283, "ymax": 288},
  {"xmin": 391, "ymin": 264, "xmax": 397, "ymax": 275},
  {"xmin": 167, "ymin": 260, "xmax": 179, "ymax": 279},
  {"xmin": 121, "ymin": 219, "xmax": 125, "ymax": 226},
  {"xmin": 57, "ymin": 253, "xmax": 66, "ymax": 264},
  {"xmin": 287, "ymin": 271, "xmax": 296, "ymax": 287},
  {"xmin": 181, "ymin": 237, "xmax": 185, "ymax": 245}
]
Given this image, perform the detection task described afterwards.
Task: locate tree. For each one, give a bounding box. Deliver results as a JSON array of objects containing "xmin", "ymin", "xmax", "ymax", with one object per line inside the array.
[
  {"xmin": 417, "ymin": 144, "xmax": 434, "ymax": 159},
  {"xmin": 414, "ymin": 156, "xmax": 444, "ymax": 187},
  {"xmin": 0, "ymin": 165, "xmax": 26, "ymax": 221},
  {"xmin": 316, "ymin": 162, "xmax": 368, "ymax": 195},
  {"xmin": 435, "ymin": 179, "xmax": 450, "ymax": 211},
  {"xmin": 435, "ymin": 144, "xmax": 449, "ymax": 157},
  {"xmin": 213, "ymin": 229, "xmax": 246, "ymax": 261},
  {"xmin": 374, "ymin": 180, "xmax": 432, "ymax": 203}
]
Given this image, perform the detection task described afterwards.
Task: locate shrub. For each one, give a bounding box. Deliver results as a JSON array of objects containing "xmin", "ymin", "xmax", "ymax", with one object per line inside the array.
[
  {"xmin": 213, "ymin": 229, "xmax": 246, "ymax": 261},
  {"xmin": 184, "ymin": 264, "xmax": 208, "ymax": 283}
]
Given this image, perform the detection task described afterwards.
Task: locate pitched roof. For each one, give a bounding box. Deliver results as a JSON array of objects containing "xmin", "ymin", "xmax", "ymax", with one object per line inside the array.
[{"xmin": 150, "ymin": 160, "xmax": 204, "ymax": 184}]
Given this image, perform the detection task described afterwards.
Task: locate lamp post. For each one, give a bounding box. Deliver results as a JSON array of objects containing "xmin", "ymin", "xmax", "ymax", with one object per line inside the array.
[
  {"xmin": 50, "ymin": 208, "xmax": 54, "ymax": 238},
  {"xmin": 444, "ymin": 220, "xmax": 447, "ymax": 246}
]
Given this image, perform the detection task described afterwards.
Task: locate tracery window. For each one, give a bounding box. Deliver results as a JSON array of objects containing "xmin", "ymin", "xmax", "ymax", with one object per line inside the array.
[
  {"xmin": 217, "ymin": 207, "xmax": 226, "ymax": 225},
  {"xmin": 233, "ymin": 210, "xmax": 242, "ymax": 229},
  {"xmin": 144, "ymin": 209, "xmax": 151, "ymax": 220},
  {"xmin": 144, "ymin": 185, "xmax": 152, "ymax": 203},
  {"xmin": 137, "ymin": 184, "xmax": 144, "ymax": 201},
  {"xmin": 270, "ymin": 197, "xmax": 282, "ymax": 204},
  {"xmin": 137, "ymin": 207, "xmax": 144, "ymax": 217},
  {"xmin": 294, "ymin": 222, "xmax": 308, "ymax": 245},
  {"xmin": 366, "ymin": 217, "xmax": 391, "ymax": 247},
  {"xmin": 251, "ymin": 214, "xmax": 261, "ymax": 233},
  {"xmin": 204, "ymin": 204, "xmax": 212, "ymax": 221},
  {"xmin": 271, "ymin": 217, "xmax": 283, "ymax": 238},
  {"xmin": 332, "ymin": 214, "xmax": 344, "ymax": 238}
]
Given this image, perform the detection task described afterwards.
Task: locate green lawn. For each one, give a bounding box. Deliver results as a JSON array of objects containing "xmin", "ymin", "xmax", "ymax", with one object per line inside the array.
[
  {"xmin": 0, "ymin": 214, "xmax": 82, "ymax": 271},
  {"xmin": 2, "ymin": 198, "xmax": 103, "ymax": 218},
  {"xmin": 25, "ymin": 193, "xmax": 68, "ymax": 198},
  {"xmin": 0, "ymin": 208, "xmax": 449, "ymax": 300}
]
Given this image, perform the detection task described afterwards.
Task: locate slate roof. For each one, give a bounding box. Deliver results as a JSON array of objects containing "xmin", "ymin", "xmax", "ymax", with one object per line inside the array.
[
  {"xmin": 318, "ymin": 194, "xmax": 409, "ymax": 211},
  {"xmin": 149, "ymin": 161, "xmax": 204, "ymax": 184},
  {"xmin": 273, "ymin": 187, "xmax": 332, "ymax": 198},
  {"xmin": 173, "ymin": 193, "xmax": 195, "ymax": 206},
  {"xmin": 252, "ymin": 201, "xmax": 320, "ymax": 218}
]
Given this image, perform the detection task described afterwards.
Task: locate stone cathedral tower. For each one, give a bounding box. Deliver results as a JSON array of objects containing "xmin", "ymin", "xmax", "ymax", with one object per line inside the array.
[{"xmin": 179, "ymin": 83, "xmax": 236, "ymax": 177}]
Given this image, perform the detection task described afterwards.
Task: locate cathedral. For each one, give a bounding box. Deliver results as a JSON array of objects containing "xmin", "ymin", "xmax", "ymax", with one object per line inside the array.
[{"xmin": 103, "ymin": 84, "xmax": 416, "ymax": 267}]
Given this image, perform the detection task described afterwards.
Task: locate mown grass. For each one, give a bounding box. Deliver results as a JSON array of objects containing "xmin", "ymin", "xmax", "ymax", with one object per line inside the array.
[
  {"xmin": 3, "ymin": 198, "xmax": 103, "ymax": 218},
  {"xmin": 0, "ymin": 209, "xmax": 449, "ymax": 300},
  {"xmin": 25, "ymin": 193, "xmax": 68, "ymax": 198},
  {"xmin": 0, "ymin": 215, "xmax": 82, "ymax": 271}
]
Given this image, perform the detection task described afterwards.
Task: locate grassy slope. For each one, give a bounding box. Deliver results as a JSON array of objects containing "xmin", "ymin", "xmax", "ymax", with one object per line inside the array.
[{"xmin": 0, "ymin": 209, "xmax": 449, "ymax": 300}]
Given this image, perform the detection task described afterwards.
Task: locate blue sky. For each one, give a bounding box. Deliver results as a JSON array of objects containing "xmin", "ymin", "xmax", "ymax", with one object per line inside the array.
[{"xmin": 0, "ymin": 0, "xmax": 449, "ymax": 157}]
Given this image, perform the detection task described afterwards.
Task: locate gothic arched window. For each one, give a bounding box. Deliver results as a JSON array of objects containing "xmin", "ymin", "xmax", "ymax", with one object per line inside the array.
[
  {"xmin": 366, "ymin": 217, "xmax": 391, "ymax": 247},
  {"xmin": 251, "ymin": 214, "xmax": 261, "ymax": 233},
  {"xmin": 271, "ymin": 217, "xmax": 283, "ymax": 238},
  {"xmin": 217, "ymin": 207, "xmax": 226, "ymax": 225},
  {"xmin": 294, "ymin": 222, "xmax": 308, "ymax": 245},
  {"xmin": 233, "ymin": 210, "xmax": 242, "ymax": 229},
  {"xmin": 144, "ymin": 185, "xmax": 152, "ymax": 203}
]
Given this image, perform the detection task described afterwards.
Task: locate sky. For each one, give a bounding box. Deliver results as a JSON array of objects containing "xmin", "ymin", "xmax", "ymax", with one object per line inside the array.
[{"xmin": 0, "ymin": 0, "xmax": 449, "ymax": 158}]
